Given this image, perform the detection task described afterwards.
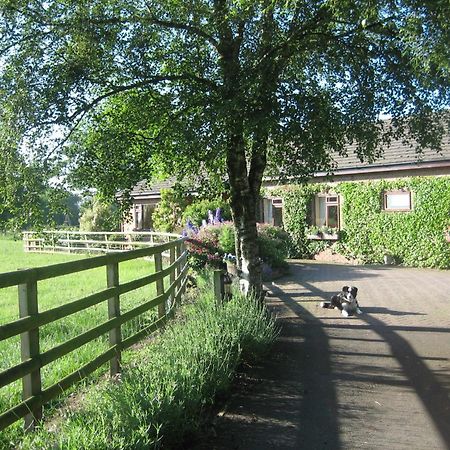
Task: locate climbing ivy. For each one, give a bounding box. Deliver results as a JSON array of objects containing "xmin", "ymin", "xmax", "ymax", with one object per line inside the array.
[{"xmin": 274, "ymin": 176, "xmax": 450, "ymax": 269}]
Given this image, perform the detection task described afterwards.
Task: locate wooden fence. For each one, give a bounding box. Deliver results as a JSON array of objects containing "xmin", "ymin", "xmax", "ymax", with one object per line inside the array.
[
  {"xmin": 23, "ymin": 230, "xmax": 179, "ymax": 254},
  {"xmin": 0, "ymin": 237, "xmax": 188, "ymax": 432}
]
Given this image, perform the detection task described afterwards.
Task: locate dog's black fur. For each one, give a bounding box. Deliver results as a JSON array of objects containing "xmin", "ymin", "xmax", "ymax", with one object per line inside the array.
[{"xmin": 321, "ymin": 285, "xmax": 361, "ymax": 316}]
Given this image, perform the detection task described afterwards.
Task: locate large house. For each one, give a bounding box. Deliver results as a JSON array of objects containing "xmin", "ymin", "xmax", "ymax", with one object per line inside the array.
[
  {"xmin": 263, "ymin": 134, "xmax": 450, "ymax": 228},
  {"xmin": 123, "ymin": 131, "xmax": 450, "ymax": 268},
  {"xmin": 124, "ymin": 134, "xmax": 450, "ymax": 232}
]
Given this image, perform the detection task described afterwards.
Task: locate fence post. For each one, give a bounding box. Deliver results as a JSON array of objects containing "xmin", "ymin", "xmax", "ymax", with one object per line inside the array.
[
  {"xmin": 107, "ymin": 261, "xmax": 121, "ymax": 377},
  {"xmin": 154, "ymin": 252, "xmax": 165, "ymax": 318},
  {"xmin": 175, "ymin": 242, "xmax": 182, "ymax": 304},
  {"xmin": 168, "ymin": 245, "xmax": 176, "ymax": 310},
  {"xmin": 213, "ymin": 269, "xmax": 224, "ymax": 305},
  {"xmin": 180, "ymin": 242, "xmax": 188, "ymax": 297},
  {"xmin": 18, "ymin": 272, "xmax": 42, "ymax": 430}
]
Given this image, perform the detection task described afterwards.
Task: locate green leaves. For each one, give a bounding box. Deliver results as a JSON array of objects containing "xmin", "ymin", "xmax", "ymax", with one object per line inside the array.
[
  {"xmin": 278, "ymin": 177, "xmax": 450, "ymax": 269},
  {"xmin": 1, "ymin": 0, "xmax": 449, "ymax": 251}
]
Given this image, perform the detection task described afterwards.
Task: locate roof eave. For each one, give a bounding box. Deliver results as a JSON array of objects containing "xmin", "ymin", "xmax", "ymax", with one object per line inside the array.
[{"xmin": 313, "ymin": 160, "xmax": 450, "ymax": 178}]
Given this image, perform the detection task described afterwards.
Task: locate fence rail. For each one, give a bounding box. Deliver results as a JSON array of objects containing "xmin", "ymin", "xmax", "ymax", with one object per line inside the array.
[
  {"xmin": 23, "ymin": 230, "xmax": 180, "ymax": 254},
  {"xmin": 0, "ymin": 236, "xmax": 188, "ymax": 432}
]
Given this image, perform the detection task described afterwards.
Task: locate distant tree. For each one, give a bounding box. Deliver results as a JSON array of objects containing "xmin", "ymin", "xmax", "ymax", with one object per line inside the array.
[
  {"xmin": 1, "ymin": 1, "xmax": 449, "ymax": 294},
  {"xmin": 51, "ymin": 192, "xmax": 81, "ymax": 227},
  {"xmin": 79, "ymin": 196, "xmax": 120, "ymax": 232}
]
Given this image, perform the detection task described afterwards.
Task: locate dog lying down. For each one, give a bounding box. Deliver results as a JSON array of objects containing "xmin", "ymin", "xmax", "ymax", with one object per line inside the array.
[{"xmin": 321, "ymin": 286, "xmax": 363, "ymax": 317}]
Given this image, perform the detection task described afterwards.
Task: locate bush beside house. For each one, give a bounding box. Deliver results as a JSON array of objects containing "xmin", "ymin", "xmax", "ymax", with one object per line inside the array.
[
  {"xmin": 182, "ymin": 199, "xmax": 232, "ymax": 227},
  {"xmin": 151, "ymin": 190, "xmax": 230, "ymax": 232},
  {"xmin": 275, "ymin": 176, "xmax": 450, "ymax": 269},
  {"xmin": 185, "ymin": 222, "xmax": 291, "ymax": 278}
]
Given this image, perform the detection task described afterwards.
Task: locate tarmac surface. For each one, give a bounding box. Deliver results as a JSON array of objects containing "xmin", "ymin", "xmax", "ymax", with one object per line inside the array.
[{"xmin": 200, "ymin": 261, "xmax": 450, "ymax": 450}]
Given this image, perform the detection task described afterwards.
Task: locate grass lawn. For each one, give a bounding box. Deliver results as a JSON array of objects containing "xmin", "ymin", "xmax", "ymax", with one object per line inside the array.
[{"xmin": 0, "ymin": 235, "xmax": 158, "ymax": 435}]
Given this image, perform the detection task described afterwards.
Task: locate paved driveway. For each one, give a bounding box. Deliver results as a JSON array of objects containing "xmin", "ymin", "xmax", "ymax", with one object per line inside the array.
[{"xmin": 204, "ymin": 261, "xmax": 450, "ymax": 450}]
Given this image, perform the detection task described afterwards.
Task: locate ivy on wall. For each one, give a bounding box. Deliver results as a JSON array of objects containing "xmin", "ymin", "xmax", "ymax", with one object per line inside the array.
[{"xmin": 274, "ymin": 176, "xmax": 450, "ymax": 269}]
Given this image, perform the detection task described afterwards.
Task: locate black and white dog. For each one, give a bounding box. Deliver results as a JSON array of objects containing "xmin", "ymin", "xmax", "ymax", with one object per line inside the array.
[{"xmin": 321, "ymin": 286, "xmax": 362, "ymax": 317}]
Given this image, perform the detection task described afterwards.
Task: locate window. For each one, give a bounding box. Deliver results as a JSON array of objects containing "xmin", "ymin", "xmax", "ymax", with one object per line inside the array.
[
  {"xmin": 383, "ymin": 190, "xmax": 412, "ymax": 211},
  {"xmin": 133, "ymin": 204, "xmax": 155, "ymax": 229},
  {"xmin": 271, "ymin": 198, "xmax": 283, "ymax": 226},
  {"xmin": 260, "ymin": 197, "xmax": 283, "ymax": 226},
  {"xmin": 314, "ymin": 194, "xmax": 340, "ymax": 228}
]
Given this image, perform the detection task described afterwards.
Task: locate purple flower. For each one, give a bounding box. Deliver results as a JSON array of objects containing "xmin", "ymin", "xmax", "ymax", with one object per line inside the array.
[
  {"xmin": 185, "ymin": 219, "xmax": 198, "ymax": 234},
  {"xmin": 208, "ymin": 209, "xmax": 214, "ymax": 225},
  {"xmin": 215, "ymin": 207, "xmax": 223, "ymax": 223}
]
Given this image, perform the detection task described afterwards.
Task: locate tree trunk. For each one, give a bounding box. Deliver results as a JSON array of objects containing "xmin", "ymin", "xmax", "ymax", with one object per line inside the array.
[
  {"xmin": 214, "ymin": 0, "xmax": 264, "ymax": 297},
  {"xmin": 236, "ymin": 207, "xmax": 262, "ymax": 298},
  {"xmin": 226, "ymin": 138, "xmax": 263, "ymax": 298}
]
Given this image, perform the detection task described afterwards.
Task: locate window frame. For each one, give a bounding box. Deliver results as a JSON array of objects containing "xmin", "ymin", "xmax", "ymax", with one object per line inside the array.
[
  {"xmin": 383, "ymin": 190, "xmax": 412, "ymax": 212},
  {"xmin": 314, "ymin": 193, "xmax": 340, "ymax": 229}
]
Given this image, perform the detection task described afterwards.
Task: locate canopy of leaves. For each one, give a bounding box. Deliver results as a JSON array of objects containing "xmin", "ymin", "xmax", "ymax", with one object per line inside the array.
[
  {"xmin": 1, "ymin": 0, "xmax": 449, "ymax": 200},
  {"xmin": 0, "ymin": 136, "xmax": 77, "ymax": 231}
]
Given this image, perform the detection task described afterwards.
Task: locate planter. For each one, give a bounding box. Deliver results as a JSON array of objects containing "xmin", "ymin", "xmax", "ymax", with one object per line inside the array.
[
  {"xmin": 383, "ymin": 254, "xmax": 395, "ymax": 265},
  {"xmin": 322, "ymin": 233, "xmax": 339, "ymax": 240},
  {"xmin": 306, "ymin": 234, "xmax": 322, "ymax": 240},
  {"xmin": 306, "ymin": 233, "xmax": 338, "ymax": 241},
  {"xmin": 226, "ymin": 261, "xmax": 239, "ymax": 277}
]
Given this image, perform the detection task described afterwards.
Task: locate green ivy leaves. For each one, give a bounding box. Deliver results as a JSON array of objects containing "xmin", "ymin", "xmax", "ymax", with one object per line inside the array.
[{"xmin": 276, "ymin": 176, "xmax": 450, "ymax": 269}]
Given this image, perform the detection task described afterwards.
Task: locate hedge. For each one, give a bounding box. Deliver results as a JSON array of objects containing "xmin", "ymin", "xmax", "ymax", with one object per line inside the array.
[{"xmin": 274, "ymin": 176, "xmax": 450, "ymax": 269}]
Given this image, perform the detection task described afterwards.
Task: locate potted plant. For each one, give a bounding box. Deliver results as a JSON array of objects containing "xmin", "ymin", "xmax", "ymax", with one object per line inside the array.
[
  {"xmin": 322, "ymin": 227, "xmax": 339, "ymax": 240},
  {"xmin": 306, "ymin": 226, "xmax": 322, "ymax": 240},
  {"xmin": 383, "ymin": 252, "xmax": 395, "ymax": 265}
]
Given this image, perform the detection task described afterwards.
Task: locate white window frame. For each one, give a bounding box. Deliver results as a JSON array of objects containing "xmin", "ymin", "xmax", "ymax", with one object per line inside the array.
[
  {"xmin": 314, "ymin": 193, "xmax": 340, "ymax": 229},
  {"xmin": 383, "ymin": 190, "xmax": 412, "ymax": 212}
]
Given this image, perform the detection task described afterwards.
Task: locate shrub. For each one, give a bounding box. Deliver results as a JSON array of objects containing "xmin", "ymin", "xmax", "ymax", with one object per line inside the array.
[
  {"xmin": 152, "ymin": 189, "xmax": 187, "ymax": 232},
  {"xmin": 186, "ymin": 223, "xmax": 291, "ymax": 271},
  {"xmin": 218, "ymin": 222, "xmax": 235, "ymax": 254},
  {"xmin": 20, "ymin": 288, "xmax": 278, "ymax": 450},
  {"xmin": 257, "ymin": 224, "xmax": 292, "ymax": 262},
  {"xmin": 182, "ymin": 199, "xmax": 231, "ymax": 227},
  {"xmin": 258, "ymin": 233, "xmax": 289, "ymax": 269},
  {"xmin": 79, "ymin": 197, "xmax": 120, "ymax": 232},
  {"xmin": 185, "ymin": 225, "xmax": 224, "ymax": 270}
]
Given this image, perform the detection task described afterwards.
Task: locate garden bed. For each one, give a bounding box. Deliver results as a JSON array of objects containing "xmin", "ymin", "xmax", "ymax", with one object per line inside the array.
[{"xmin": 11, "ymin": 276, "xmax": 278, "ymax": 449}]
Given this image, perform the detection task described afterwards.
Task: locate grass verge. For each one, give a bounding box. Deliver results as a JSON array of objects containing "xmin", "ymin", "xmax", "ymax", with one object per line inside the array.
[
  {"xmin": 16, "ymin": 280, "xmax": 278, "ymax": 449},
  {"xmin": 0, "ymin": 236, "xmax": 159, "ymax": 444}
]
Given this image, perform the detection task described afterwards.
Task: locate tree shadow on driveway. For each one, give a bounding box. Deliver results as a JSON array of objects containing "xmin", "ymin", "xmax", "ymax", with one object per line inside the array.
[
  {"xmin": 357, "ymin": 310, "xmax": 450, "ymax": 448},
  {"xmin": 197, "ymin": 262, "xmax": 450, "ymax": 449},
  {"xmin": 196, "ymin": 281, "xmax": 342, "ymax": 449},
  {"xmin": 293, "ymin": 262, "xmax": 450, "ymax": 449}
]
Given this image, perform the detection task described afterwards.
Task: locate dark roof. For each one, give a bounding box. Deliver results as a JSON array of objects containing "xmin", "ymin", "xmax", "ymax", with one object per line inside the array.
[
  {"xmin": 331, "ymin": 134, "xmax": 450, "ymax": 172},
  {"xmin": 130, "ymin": 178, "xmax": 176, "ymax": 197},
  {"xmin": 131, "ymin": 131, "xmax": 450, "ymax": 197}
]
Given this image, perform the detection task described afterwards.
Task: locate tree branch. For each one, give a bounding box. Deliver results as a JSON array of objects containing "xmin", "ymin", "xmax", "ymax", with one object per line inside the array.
[
  {"xmin": 144, "ymin": 3, "xmax": 219, "ymax": 49},
  {"xmin": 68, "ymin": 74, "xmax": 217, "ymax": 122}
]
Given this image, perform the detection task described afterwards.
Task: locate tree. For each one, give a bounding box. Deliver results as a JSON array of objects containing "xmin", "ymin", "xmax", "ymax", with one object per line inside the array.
[
  {"xmin": 0, "ymin": 97, "xmax": 79, "ymax": 231},
  {"xmin": 1, "ymin": 1, "xmax": 449, "ymax": 295},
  {"xmin": 79, "ymin": 196, "xmax": 120, "ymax": 232}
]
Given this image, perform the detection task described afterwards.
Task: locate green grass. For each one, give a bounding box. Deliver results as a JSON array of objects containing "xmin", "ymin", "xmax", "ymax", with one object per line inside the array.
[
  {"xmin": 0, "ymin": 236, "xmax": 160, "ymax": 442},
  {"xmin": 17, "ymin": 281, "xmax": 278, "ymax": 450}
]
